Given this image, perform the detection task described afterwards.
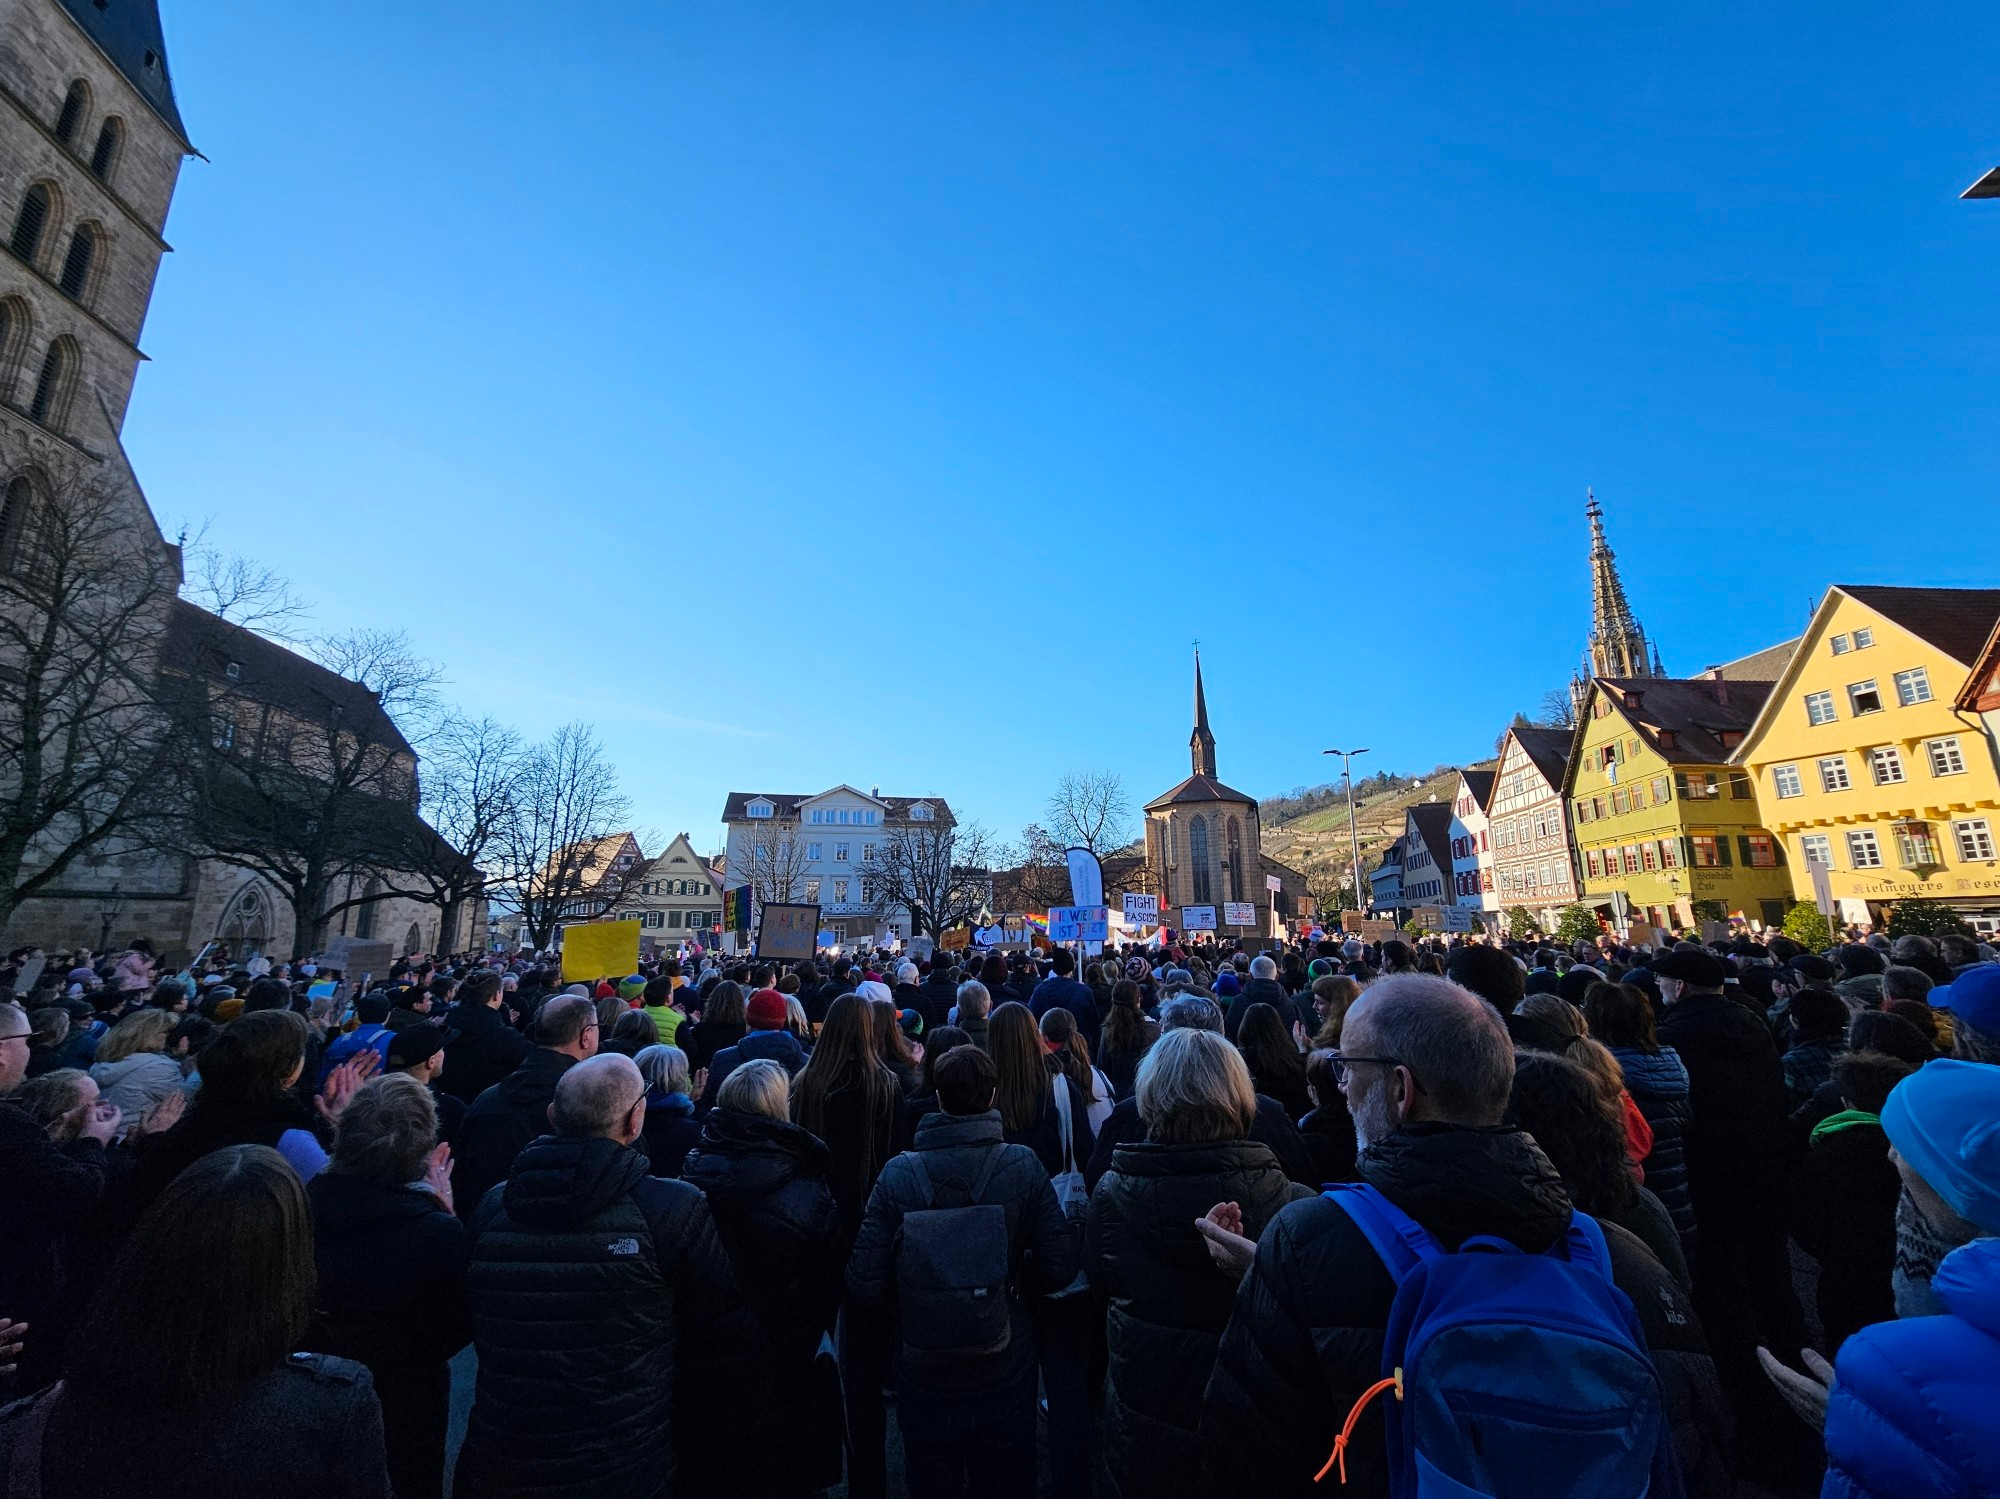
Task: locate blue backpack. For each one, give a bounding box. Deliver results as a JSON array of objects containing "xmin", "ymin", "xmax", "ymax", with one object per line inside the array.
[{"xmin": 1320, "ymin": 1183, "xmax": 1681, "ymax": 1499}]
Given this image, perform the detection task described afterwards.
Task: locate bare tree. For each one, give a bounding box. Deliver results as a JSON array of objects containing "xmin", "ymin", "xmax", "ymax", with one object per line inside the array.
[
  {"xmin": 999, "ymin": 822, "xmax": 1073, "ymax": 912},
  {"xmin": 176, "ymin": 522, "xmax": 311, "ymax": 642},
  {"xmin": 863, "ymin": 821, "xmax": 999, "ymax": 939},
  {"xmin": 392, "ymin": 712, "xmax": 524, "ymax": 951},
  {"xmin": 737, "ymin": 819, "xmax": 813, "ymax": 909},
  {"xmin": 180, "ymin": 621, "xmax": 444, "ymax": 953},
  {"xmin": 1045, "ymin": 771, "xmax": 1132, "ymax": 856},
  {"xmin": 494, "ymin": 722, "xmax": 631, "ymax": 950},
  {"xmin": 0, "ymin": 472, "xmax": 188, "ymax": 930},
  {"xmin": 1536, "ymin": 688, "xmax": 1578, "ymax": 729},
  {"xmin": 1302, "ymin": 855, "xmax": 1357, "ymax": 920}
]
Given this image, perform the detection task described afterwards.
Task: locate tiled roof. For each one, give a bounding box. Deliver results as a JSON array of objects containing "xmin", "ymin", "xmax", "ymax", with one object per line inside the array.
[
  {"xmin": 1407, "ymin": 802, "xmax": 1455, "ymax": 875},
  {"xmin": 1510, "ymin": 727, "xmax": 1573, "ymax": 792},
  {"xmin": 1460, "ymin": 768, "xmax": 1497, "ymax": 811},
  {"xmin": 720, "ymin": 790, "xmax": 955, "ymax": 823},
  {"xmin": 1838, "ymin": 586, "xmax": 2000, "ymax": 667},
  {"xmin": 1143, "ymin": 773, "xmax": 1260, "ymax": 812},
  {"xmin": 1708, "ymin": 638, "xmax": 1799, "ymax": 682},
  {"xmin": 165, "ymin": 601, "xmax": 413, "ymax": 756},
  {"xmin": 1594, "ymin": 676, "xmax": 1776, "ymax": 765}
]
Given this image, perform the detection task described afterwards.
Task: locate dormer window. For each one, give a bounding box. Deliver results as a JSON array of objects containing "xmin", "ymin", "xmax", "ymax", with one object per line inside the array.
[
  {"xmin": 909, "ymin": 802, "xmax": 934, "ymax": 821},
  {"xmin": 224, "ymin": 661, "xmax": 241, "ymax": 680},
  {"xmin": 746, "ymin": 799, "xmax": 774, "ymax": 819}
]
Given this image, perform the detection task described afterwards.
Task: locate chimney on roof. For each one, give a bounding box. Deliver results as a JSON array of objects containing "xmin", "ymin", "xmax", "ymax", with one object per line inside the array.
[
  {"xmin": 1707, "ymin": 670, "xmax": 1729, "ymax": 705},
  {"xmin": 871, "ymin": 785, "xmax": 880, "ymax": 797}
]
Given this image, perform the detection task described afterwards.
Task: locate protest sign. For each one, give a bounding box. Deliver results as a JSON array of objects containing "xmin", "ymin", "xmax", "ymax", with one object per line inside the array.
[
  {"xmin": 561, "ymin": 922, "xmax": 640, "ymax": 983},
  {"xmin": 1121, "ymin": 893, "xmax": 1160, "ymax": 926},
  {"xmin": 755, "ymin": 904, "xmax": 821, "ymax": 961},
  {"xmin": 1048, "ymin": 906, "xmax": 1110, "ymax": 943},
  {"xmin": 1222, "ymin": 902, "xmax": 1256, "ymax": 928},
  {"xmin": 1181, "ymin": 905, "xmax": 1217, "ymax": 931}
]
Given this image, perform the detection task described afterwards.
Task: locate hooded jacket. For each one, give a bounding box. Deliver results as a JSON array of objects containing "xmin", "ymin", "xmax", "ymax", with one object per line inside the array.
[
  {"xmin": 1611, "ymin": 1045, "xmax": 1698, "ymax": 1245},
  {"xmin": 1088, "ymin": 1139, "xmax": 1313, "ymax": 1498},
  {"xmin": 1820, "ymin": 1238, "xmax": 2000, "ymax": 1499},
  {"xmin": 1201, "ymin": 1124, "xmax": 1733, "ymax": 1499},
  {"xmin": 439, "ymin": 1000, "xmax": 531, "ymax": 1106},
  {"xmin": 455, "ymin": 1134, "xmax": 750, "ymax": 1499},
  {"xmin": 88, "ymin": 1050, "xmax": 185, "ymax": 1119},
  {"xmin": 305, "ymin": 1172, "xmax": 469, "ymax": 1499},
  {"xmin": 696, "ymin": 1028, "xmax": 807, "ymax": 1112},
  {"xmin": 451, "ymin": 1049, "xmax": 578, "ymax": 1222}
]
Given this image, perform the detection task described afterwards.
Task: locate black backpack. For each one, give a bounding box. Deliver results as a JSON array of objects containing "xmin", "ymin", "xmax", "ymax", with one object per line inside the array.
[{"xmin": 895, "ymin": 1147, "xmax": 1014, "ymax": 1389}]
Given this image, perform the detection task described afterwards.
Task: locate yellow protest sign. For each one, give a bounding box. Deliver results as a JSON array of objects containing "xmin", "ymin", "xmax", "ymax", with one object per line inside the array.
[{"xmin": 561, "ymin": 921, "xmax": 640, "ymax": 984}]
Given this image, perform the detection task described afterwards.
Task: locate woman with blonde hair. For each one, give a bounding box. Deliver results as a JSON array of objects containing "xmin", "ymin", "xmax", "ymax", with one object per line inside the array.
[
  {"xmin": 88, "ymin": 1006, "xmax": 185, "ymax": 1118},
  {"xmin": 1088, "ymin": 1028, "xmax": 1310, "ymax": 1498}
]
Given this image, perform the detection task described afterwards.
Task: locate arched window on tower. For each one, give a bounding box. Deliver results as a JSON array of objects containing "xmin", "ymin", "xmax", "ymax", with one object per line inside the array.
[
  {"xmin": 11, "ymin": 184, "xmax": 52, "ymax": 264},
  {"xmin": 1227, "ymin": 816, "xmax": 1244, "ymax": 903},
  {"xmin": 1189, "ymin": 815, "xmax": 1211, "ymax": 905},
  {"xmin": 0, "ymin": 476, "xmax": 37, "ymax": 573},
  {"xmin": 89, "ymin": 119, "xmax": 122, "ymax": 183},
  {"xmin": 55, "ymin": 81, "xmax": 87, "ymax": 145},
  {"xmin": 28, "ymin": 339, "xmax": 73, "ymax": 427},
  {"xmin": 0, "ymin": 299, "xmax": 17, "ymax": 398},
  {"xmin": 58, "ymin": 225, "xmax": 96, "ymax": 302}
]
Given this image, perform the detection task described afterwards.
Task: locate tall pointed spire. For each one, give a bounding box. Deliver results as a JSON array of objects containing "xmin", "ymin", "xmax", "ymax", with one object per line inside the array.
[
  {"xmin": 1583, "ymin": 489, "xmax": 1659, "ymax": 681},
  {"xmin": 1190, "ymin": 650, "xmax": 1217, "ymax": 779}
]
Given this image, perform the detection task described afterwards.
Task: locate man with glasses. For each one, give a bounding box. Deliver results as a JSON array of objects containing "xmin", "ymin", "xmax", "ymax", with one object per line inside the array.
[
  {"xmin": 1, "ymin": 999, "xmax": 116, "ymax": 1399},
  {"xmin": 1199, "ymin": 974, "xmax": 1729, "ymax": 1498},
  {"xmin": 451, "ymin": 993, "xmax": 599, "ymax": 1224},
  {"xmin": 455, "ymin": 1053, "xmax": 749, "ymax": 1499}
]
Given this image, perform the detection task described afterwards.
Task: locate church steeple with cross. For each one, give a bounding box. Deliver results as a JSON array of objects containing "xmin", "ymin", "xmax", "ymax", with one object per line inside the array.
[{"xmin": 1190, "ymin": 648, "xmax": 1217, "ymax": 779}]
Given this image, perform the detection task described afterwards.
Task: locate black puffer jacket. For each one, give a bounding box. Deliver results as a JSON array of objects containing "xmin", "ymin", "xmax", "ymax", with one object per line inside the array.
[
  {"xmin": 1790, "ymin": 1117, "xmax": 1901, "ymax": 1352},
  {"xmin": 456, "ymin": 1134, "xmax": 751, "ymax": 1499},
  {"xmin": 1201, "ymin": 1124, "xmax": 1733, "ymax": 1499},
  {"xmin": 681, "ymin": 1109, "xmax": 848, "ymax": 1493},
  {"xmin": 451, "ymin": 1049, "xmax": 577, "ymax": 1222},
  {"xmin": 304, "ymin": 1172, "xmax": 470, "ymax": 1499},
  {"xmin": 847, "ymin": 1109, "xmax": 1077, "ymax": 1394},
  {"xmin": 1611, "ymin": 1045, "xmax": 1698, "ymax": 1245},
  {"xmin": 1087, "ymin": 1139, "xmax": 1312, "ymax": 1498},
  {"xmin": 0, "ymin": 1102, "xmax": 107, "ymax": 1401},
  {"xmin": 1086, "ymin": 1092, "xmax": 1316, "ymax": 1193}
]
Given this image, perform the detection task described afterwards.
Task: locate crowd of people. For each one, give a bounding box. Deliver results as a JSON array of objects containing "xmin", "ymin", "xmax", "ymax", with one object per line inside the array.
[{"xmin": 0, "ymin": 923, "xmax": 1996, "ymax": 1498}]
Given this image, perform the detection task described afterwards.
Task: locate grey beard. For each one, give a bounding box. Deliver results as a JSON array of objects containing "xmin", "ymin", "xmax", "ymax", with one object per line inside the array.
[{"xmin": 1351, "ymin": 1084, "xmax": 1399, "ymax": 1151}]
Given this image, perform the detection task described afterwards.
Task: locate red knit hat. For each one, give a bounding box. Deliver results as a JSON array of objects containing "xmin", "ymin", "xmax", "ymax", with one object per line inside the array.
[{"xmin": 745, "ymin": 988, "xmax": 788, "ymax": 1030}]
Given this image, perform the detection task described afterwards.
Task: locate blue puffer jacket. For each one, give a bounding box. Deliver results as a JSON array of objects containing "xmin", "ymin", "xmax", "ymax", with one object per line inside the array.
[
  {"xmin": 1611, "ymin": 1046, "xmax": 1696, "ymax": 1245},
  {"xmin": 1820, "ymin": 1237, "xmax": 2000, "ymax": 1499}
]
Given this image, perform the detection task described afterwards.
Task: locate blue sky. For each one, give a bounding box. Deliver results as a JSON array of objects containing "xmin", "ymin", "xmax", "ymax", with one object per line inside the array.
[{"xmin": 126, "ymin": 1, "xmax": 2000, "ymax": 856}]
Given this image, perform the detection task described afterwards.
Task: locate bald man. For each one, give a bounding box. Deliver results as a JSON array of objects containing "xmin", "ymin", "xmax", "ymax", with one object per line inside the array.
[
  {"xmin": 456, "ymin": 1051, "xmax": 752, "ymax": 1499},
  {"xmin": 1200, "ymin": 974, "xmax": 1732, "ymax": 1498}
]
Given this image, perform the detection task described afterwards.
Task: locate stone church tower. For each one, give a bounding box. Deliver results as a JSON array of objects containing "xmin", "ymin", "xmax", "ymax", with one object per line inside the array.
[
  {"xmin": 1570, "ymin": 490, "xmax": 1664, "ymax": 718},
  {"xmin": 1143, "ymin": 653, "xmax": 1272, "ymax": 936}
]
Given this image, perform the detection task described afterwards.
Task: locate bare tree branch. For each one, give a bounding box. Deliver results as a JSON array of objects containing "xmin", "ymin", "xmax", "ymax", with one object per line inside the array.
[
  {"xmin": 861, "ymin": 821, "xmax": 997, "ymax": 939},
  {"xmin": 1045, "ymin": 770, "xmax": 1132, "ymax": 856},
  {"xmin": 490, "ymin": 723, "xmax": 631, "ymax": 950},
  {"xmin": 176, "ymin": 523, "xmax": 312, "ymax": 643}
]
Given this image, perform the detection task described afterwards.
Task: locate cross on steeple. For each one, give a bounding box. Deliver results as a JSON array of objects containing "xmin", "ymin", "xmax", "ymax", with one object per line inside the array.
[{"xmin": 1191, "ymin": 650, "xmax": 1217, "ymax": 779}]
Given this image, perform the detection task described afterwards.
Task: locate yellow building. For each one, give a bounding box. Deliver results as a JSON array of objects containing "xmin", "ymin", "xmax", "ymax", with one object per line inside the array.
[
  {"xmin": 1731, "ymin": 586, "xmax": 2000, "ymax": 933},
  {"xmin": 1566, "ymin": 669, "xmax": 1796, "ymax": 931}
]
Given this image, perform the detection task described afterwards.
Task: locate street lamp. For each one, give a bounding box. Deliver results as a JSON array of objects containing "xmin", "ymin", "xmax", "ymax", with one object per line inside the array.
[{"xmin": 1322, "ymin": 748, "xmax": 1371, "ymax": 915}]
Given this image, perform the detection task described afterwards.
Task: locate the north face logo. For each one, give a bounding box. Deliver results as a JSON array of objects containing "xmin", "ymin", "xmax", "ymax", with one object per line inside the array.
[{"xmin": 607, "ymin": 1238, "xmax": 640, "ymax": 1256}]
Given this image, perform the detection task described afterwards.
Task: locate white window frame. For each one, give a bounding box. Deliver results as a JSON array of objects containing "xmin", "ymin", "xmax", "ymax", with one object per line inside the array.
[
  {"xmin": 805, "ymin": 842, "xmax": 822, "ymax": 862},
  {"xmin": 1848, "ymin": 680, "xmax": 1883, "ymax": 715},
  {"xmin": 1800, "ymin": 833, "xmax": 1832, "ymax": 866},
  {"xmin": 746, "ymin": 799, "xmax": 774, "ymax": 819},
  {"xmin": 1954, "ymin": 819, "xmax": 1996, "ymax": 862},
  {"xmin": 834, "ymin": 842, "xmax": 850, "ymax": 862},
  {"xmin": 1772, "ymin": 764, "xmax": 1803, "ymax": 798},
  {"xmin": 1868, "ymin": 746, "xmax": 1905, "ymax": 785},
  {"xmin": 1926, "ymin": 737, "xmax": 1966, "ymax": 776},
  {"xmin": 1893, "ymin": 667, "xmax": 1932, "ymax": 706},
  {"xmin": 1847, "ymin": 830, "xmax": 1883, "ymax": 869},
  {"xmin": 1804, "ymin": 691, "xmax": 1837, "ymax": 726},
  {"xmin": 1830, "ymin": 634, "xmax": 1850, "ymax": 656},
  {"xmin": 1853, "ymin": 627, "xmax": 1875, "ymax": 649},
  {"xmin": 1818, "ymin": 756, "xmax": 1852, "ymax": 792}
]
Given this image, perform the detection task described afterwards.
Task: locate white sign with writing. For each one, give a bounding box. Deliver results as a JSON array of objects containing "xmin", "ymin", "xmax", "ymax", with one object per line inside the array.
[
  {"xmin": 1047, "ymin": 906, "xmax": 1110, "ymax": 943},
  {"xmin": 1265, "ymin": 874, "xmax": 1284, "ymax": 893},
  {"xmin": 1122, "ymin": 893, "xmax": 1160, "ymax": 926},
  {"xmin": 1223, "ymin": 902, "xmax": 1257, "ymax": 927},
  {"xmin": 1181, "ymin": 905, "xmax": 1218, "ymax": 931}
]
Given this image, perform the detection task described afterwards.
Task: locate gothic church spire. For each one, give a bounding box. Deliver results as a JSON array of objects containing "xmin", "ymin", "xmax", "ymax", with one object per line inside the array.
[
  {"xmin": 1584, "ymin": 489, "xmax": 1659, "ymax": 680},
  {"xmin": 1190, "ymin": 650, "xmax": 1217, "ymax": 779}
]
